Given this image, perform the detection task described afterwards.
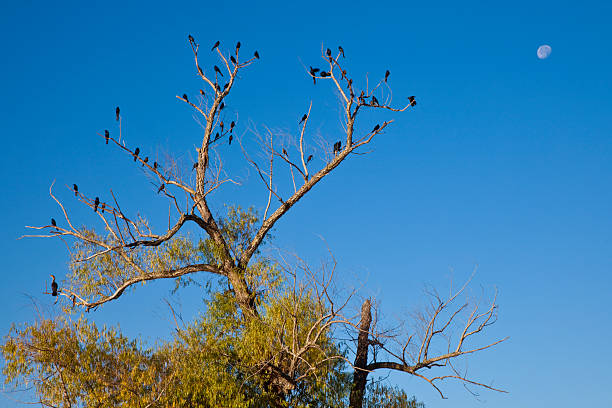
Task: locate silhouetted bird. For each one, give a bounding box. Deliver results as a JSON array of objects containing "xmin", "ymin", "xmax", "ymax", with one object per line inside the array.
[
  {"xmin": 299, "ymin": 114, "xmax": 308, "ymax": 124},
  {"xmin": 385, "ymin": 70, "xmax": 390, "ymax": 82},
  {"xmin": 193, "ymin": 162, "xmax": 198, "ymax": 170},
  {"xmin": 157, "ymin": 184, "xmax": 165, "ymax": 194},
  {"xmin": 223, "ymin": 83, "xmax": 229, "ymax": 92},
  {"xmin": 101, "ymin": 203, "xmax": 105, "ymax": 213},
  {"xmin": 338, "ymin": 46, "xmax": 345, "ymax": 58},
  {"xmin": 214, "ymin": 132, "xmax": 220, "ymax": 141},
  {"xmin": 372, "ymin": 124, "xmax": 380, "ymax": 132},
  {"xmin": 306, "ymin": 154, "xmax": 313, "ymax": 164},
  {"xmin": 230, "ymin": 55, "xmax": 236, "ymax": 64},
  {"xmin": 199, "ymin": 89, "xmax": 205, "ymax": 96},
  {"xmin": 73, "ymin": 184, "xmax": 78, "ymax": 197},
  {"xmin": 333, "ymin": 141, "xmax": 342, "ymax": 154},
  {"xmin": 236, "ymin": 41, "xmax": 241, "ymax": 52},
  {"xmin": 282, "ymin": 148, "xmax": 288, "ymax": 157},
  {"xmin": 153, "ymin": 162, "xmax": 158, "ymax": 169},
  {"xmin": 371, "ymin": 96, "xmax": 379, "ymax": 106},
  {"xmin": 347, "ymin": 79, "xmax": 353, "ymax": 87},
  {"xmin": 188, "ymin": 34, "xmax": 195, "ymax": 44},
  {"xmin": 254, "ymin": 50, "xmax": 260, "ymax": 59},
  {"xmin": 229, "ymin": 134, "xmax": 233, "ymax": 145},
  {"xmin": 197, "ymin": 65, "xmax": 203, "ymax": 75},
  {"xmin": 94, "ymin": 197, "xmax": 100, "ymax": 212},
  {"xmin": 326, "ymin": 48, "xmax": 332, "ymax": 57},
  {"xmin": 220, "ymin": 121, "xmax": 224, "ymax": 132},
  {"xmin": 214, "ymin": 65, "xmax": 223, "ymax": 76},
  {"xmin": 183, "ymin": 94, "xmax": 189, "ymax": 103},
  {"xmin": 116, "ymin": 107, "xmax": 120, "ymax": 121},
  {"xmin": 320, "ymin": 71, "xmax": 329, "ymax": 77},
  {"xmin": 50, "ymin": 274, "xmax": 58, "ymax": 296},
  {"xmin": 143, "ymin": 157, "xmax": 148, "ymax": 166},
  {"xmin": 134, "ymin": 147, "xmax": 140, "ymax": 161},
  {"xmin": 230, "ymin": 121, "xmax": 235, "ymax": 131},
  {"xmin": 219, "ymin": 102, "xmax": 225, "ymax": 110},
  {"xmin": 105, "ymin": 129, "xmax": 109, "ymax": 144},
  {"xmin": 309, "ymin": 66, "xmax": 320, "ymax": 75},
  {"xmin": 51, "ymin": 218, "xmax": 57, "ymax": 227},
  {"xmin": 212, "ymin": 40, "xmax": 220, "ymax": 51},
  {"xmin": 408, "ymin": 96, "xmax": 417, "ymax": 106}
]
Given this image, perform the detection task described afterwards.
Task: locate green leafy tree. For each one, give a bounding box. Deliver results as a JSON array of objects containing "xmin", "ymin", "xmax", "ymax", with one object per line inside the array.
[{"xmin": 3, "ymin": 37, "xmax": 505, "ymax": 407}]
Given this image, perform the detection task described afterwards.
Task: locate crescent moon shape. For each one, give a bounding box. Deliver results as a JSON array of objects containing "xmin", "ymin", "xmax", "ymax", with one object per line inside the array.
[{"xmin": 537, "ymin": 45, "xmax": 552, "ymax": 59}]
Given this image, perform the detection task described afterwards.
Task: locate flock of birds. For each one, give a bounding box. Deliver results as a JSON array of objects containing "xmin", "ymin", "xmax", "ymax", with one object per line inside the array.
[{"xmin": 45, "ymin": 39, "xmax": 417, "ymax": 302}]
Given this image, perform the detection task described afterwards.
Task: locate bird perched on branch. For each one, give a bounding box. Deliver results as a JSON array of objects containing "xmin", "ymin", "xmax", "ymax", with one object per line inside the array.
[
  {"xmin": 199, "ymin": 89, "xmax": 205, "ymax": 96},
  {"xmin": 236, "ymin": 41, "xmax": 241, "ymax": 53},
  {"xmin": 338, "ymin": 46, "xmax": 345, "ymax": 58},
  {"xmin": 143, "ymin": 157, "xmax": 148, "ymax": 166},
  {"xmin": 101, "ymin": 203, "xmax": 106, "ymax": 214},
  {"xmin": 219, "ymin": 102, "xmax": 225, "ymax": 110},
  {"xmin": 372, "ymin": 124, "xmax": 380, "ymax": 132},
  {"xmin": 408, "ymin": 95, "xmax": 417, "ymax": 106},
  {"xmin": 105, "ymin": 130, "xmax": 109, "ymax": 144},
  {"xmin": 229, "ymin": 134, "xmax": 233, "ymax": 145},
  {"xmin": 183, "ymin": 94, "xmax": 189, "ymax": 103},
  {"xmin": 282, "ymin": 148, "xmax": 288, "ymax": 157},
  {"xmin": 157, "ymin": 184, "xmax": 165, "ymax": 194},
  {"xmin": 385, "ymin": 70, "xmax": 390, "ymax": 82},
  {"xmin": 133, "ymin": 147, "xmax": 140, "ymax": 162},
  {"xmin": 371, "ymin": 96, "xmax": 379, "ymax": 106},
  {"xmin": 192, "ymin": 162, "xmax": 198, "ymax": 170},
  {"xmin": 94, "ymin": 197, "xmax": 100, "ymax": 212},
  {"xmin": 50, "ymin": 274, "xmax": 58, "ymax": 296},
  {"xmin": 214, "ymin": 65, "xmax": 223, "ymax": 77},
  {"xmin": 254, "ymin": 50, "xmax": 260, "ymax": 59},
  {"xmin": 212, "ymin": 40, "xmax": 220, "ymax": 51},
  {"xmin": 333, "ymin": 141, "xmax": 342, "ymax": 155},
  {"xmin": 320, "ymin": 71, "xmax": 329, "ymax": 77},
  {"xmin": 51, "ymin": 218, "xmax": 57, "ymax": 227},
  {"xmin": 153, "ymin": 162, "xmax": 158, "ymax": 170},
  {"xmin": 230, "ymin": 55, "xmax": 236, "ymax": 64},
  {"xmin": 188, "ymin": 34, "xmax": 195, "ymax": 44},
  {"xmin": 299, "ymin": 114, "xmax": 308, "ymax": 124},
  {"xmin": 116, "ymin": 107, "xmax": 120, "ymax": 121},
  {"xmin": 326, "ymin": 48, "xmax": 332, "ymax": 58},
  {"xmin": 306, "ymin": 154, "xmax": 313, "ymax": 164},
  {"xmin": 73, "ymin": 184, "xmax": 78, "ymax": 197},
  {"xmin": 230, "ymin": 121, "xmax": 235, "ymax": 131}
]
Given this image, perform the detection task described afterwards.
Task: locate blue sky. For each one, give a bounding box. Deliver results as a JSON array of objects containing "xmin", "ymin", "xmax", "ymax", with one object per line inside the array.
[{"xmin": 1, "ymin": 0, "xmax": 612, "ymax": 406}]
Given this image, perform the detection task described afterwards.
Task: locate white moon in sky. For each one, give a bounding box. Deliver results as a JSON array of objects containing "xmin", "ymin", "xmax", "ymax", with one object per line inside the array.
[{"xmin": 537, "ymin": 45, "xmax": 552, "ymax": 59}]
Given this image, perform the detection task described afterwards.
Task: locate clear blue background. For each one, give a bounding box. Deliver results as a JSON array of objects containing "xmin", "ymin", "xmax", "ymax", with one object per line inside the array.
[{"xmin": 1, "ymin": 1, "xmax": 611, "ymax": 406}]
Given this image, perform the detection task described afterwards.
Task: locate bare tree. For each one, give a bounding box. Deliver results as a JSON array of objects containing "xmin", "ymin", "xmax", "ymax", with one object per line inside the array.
[{"xmin": 19, "ymin": 37, "xmax": 505, "ymax": 405}]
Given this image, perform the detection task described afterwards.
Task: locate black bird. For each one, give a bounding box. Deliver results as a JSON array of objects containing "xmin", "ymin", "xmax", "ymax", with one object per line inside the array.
[
  {"xmin": 306, "ymin": 154, "xmax": 313, "ymax": 164},
  {"xmin": 282, "ymin": 148, "xmax": 288, "ymax": 157},
  {"xmin": 254, "ymin": 50, "xmax": 260, "ymax": 59},
  {"xmin": 188, "ymin": 34, "xmax": 195, "ymax": 44},
  {"xmin": 338, "ymin": 46, "xmax": 345, "ymax": 58},
  {"xmin": 347, "ymin": 79, "xmax": 353, "ymax": 88},
  {"xmin": 133, "ymin": 147, "xmax": 140, "ymax": 161},
  {"xmin": 220, "ymin": 121, "xmax": 224, "ymax": 132},
  {"xmin": 333, "ymin": 141, "xmax": 342, "ymax": 154},
  {"xmin": 51, "ymin": 218, "xmax": 57, "ymax": 227},
  {"xmin": 408, "ymin": 95, "xmax": 417, "ymax": 106},
  {"xmin": 142, "ymin": 157, "xmax": 148, "ymax": 166},
  {"xmin": 230, "ymin": 121, "xmax": 235, "ymax": 131},
  {"xmin": 384, "ymin": 70, "xmax": 390, "ymax": 82},
  {"xmin": 199, "ymin": 89, "xmax": 205, "ymax": 96},
  {"xmin": 326, "ymin": 48, "xmax": 332, "ymax": 57},
  {"xmin": 236, "ymin": 41, "xmax": 241, "ymax": 52},
  {"xmin": 320, "ymin": 71, "xmax": 329, "ymax": 77},
  {"xmin": 299, "ymin": 114, "xmax": 308, "ymax": 124},
  {"xmin": 153, "ymin": 162, "xmax": 158, "ymax": 169},
  {"xmin": 50, "ymin": 274, "xmax": 58, "ymax": 296},
  {"xmin": 219, "ymin": 102, "xmax": 225, "ymax": 110},
  {"xmin": 214, "ymin": 132, "xmax": 220, "ymax": 141},
  {"xmin": 309, "ymin": 66, "xmax": 320, "ymax": 75},
  {"xmin": 214, "ymin": 65, "xmax": 223, "ymax": 77},
  {"xmin": 157, "ymin": 184, "xmax": 165, "ymax": 194},
  {"xmin": 101, "ymin": 203, "xmax": 106, "ymax": 214},
  {"xmin": 372, "ymin": 124, "xmax": 380, "ymax": 132},
  {"xmin": 94, "ymin": 197, "xmax": 100, "ymax": 212},
  {"xmin": 371, "ymin": 96, "xmax": 379, "ymax": 106},
  {"xmin": 197, "ymin": 65, "xmax": 203, "ymax": 75},
  {"xmin": 115, "ymin": 106, "xmax": 120, "ymax": 121},
  {"xmin": 192, "ymin": 162, "xmax": 198, "ymax": 170},
  {"xmin": 341, "ymin": 69, "xmax": 346, "ymax": 79},
  {"xmin": 212, "ymin": 40, "xmax": 220, "ymax": 51},
  {"xmin": 229, "ymin": 134, "xmax": 233, "ymax": 145},
  {"xmin": 105, "ymin": 129, "xmax": 109, "ymax": 144},
  {"xmin": 223, "ymin": 83, "xmax": 229, "ymax": 92},
  {"xmin": 183, "ymin": 94, "xmax": 189, "ymax": 103},
  {"xmin": 73, "ymin": 184, "xmax": 78, "ymax": 197},
  {"xmin": 230, "ymin": 55, "xmax": 236, "ymax": 64}
]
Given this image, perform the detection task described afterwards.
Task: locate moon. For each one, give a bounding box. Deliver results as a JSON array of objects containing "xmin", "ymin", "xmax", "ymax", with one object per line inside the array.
[{"xmin": 537, "ymin": 45, "xmax": 552, "ymax": 59}]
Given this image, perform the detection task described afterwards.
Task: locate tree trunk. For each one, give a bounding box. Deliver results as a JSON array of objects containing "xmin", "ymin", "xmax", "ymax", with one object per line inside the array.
[{"xmin": 349, "ymin": 298, "xmax": 372, "ymax": 408}]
